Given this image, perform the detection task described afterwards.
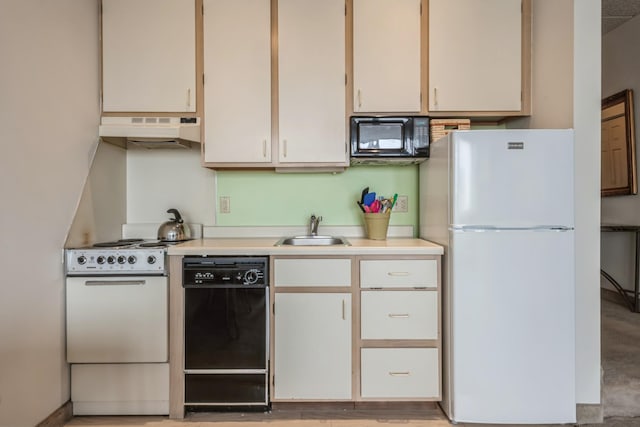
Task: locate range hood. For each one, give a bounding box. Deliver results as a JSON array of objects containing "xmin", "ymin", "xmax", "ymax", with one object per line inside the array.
[{"xmin": 99, "ymin": 116, "xmax": 201, "ymax": 149}]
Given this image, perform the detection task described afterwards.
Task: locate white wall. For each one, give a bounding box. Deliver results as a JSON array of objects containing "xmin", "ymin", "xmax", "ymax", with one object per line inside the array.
[
  {"xmin": 573, "ymin": 0, "xmax": 601, "ymax": 405},
  {"xmin": 601, "ymin": 15, "xmax": 640, "ymax": 294},
  {"xmin": 0, "ymin": 2, "xmax": 100, "ymax": 426},
  {"xmin": 126, "ymin": 148, "xmax": 216, "ymax": 227},
  {"xmin": 66, "ymin": 142, "xmax": 127, "ymax": 248},
  {"xmin": 510, "ymin": 0, "xmax": 602, "ymax": 406}
]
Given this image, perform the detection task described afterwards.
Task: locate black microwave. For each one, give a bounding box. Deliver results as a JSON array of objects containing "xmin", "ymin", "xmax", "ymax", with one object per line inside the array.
[{"xmin": 350, "ymin": 116, "xmax": 430, "ymax": 164}]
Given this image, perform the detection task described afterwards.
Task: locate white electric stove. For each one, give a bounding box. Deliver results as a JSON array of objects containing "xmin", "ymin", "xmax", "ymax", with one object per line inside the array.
[{"xmin": 65, "ymin": 239, "xmax": 173, "ymax": 415}]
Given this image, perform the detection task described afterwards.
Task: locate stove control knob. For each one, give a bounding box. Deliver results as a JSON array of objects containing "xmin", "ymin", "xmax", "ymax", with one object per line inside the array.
[
  {"xmin": 117, "ymin": 255, "xmax": 126, "ymax": 265},
  {"xmin": 147, "ymin": 255, "xmax": 156, "ymax": 264},
  {"xmin": 96, "ymin": 256, "xmax": 106, "ymax": 265},
  {"xmin": 127, "ymin": 255, "xmax": 137, "ymax": 264},
  {"xmin": 77, "ymin": 256, "xmax": 87, "ymax": 265},
  {"xmin": 107, "ymin": 256, "xmax": 116, "ymax": 264}
]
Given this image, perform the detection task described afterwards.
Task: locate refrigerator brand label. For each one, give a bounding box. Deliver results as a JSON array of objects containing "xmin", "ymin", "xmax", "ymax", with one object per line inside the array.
[{"xmin": 508, "ymin": 142, "xmax": 525, "ymax": 150}]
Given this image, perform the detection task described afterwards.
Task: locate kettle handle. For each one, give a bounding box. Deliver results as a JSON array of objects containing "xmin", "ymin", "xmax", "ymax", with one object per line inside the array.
[{"xmin": 167, "ymin": 208, "xmax": 184, "ymax": 223}]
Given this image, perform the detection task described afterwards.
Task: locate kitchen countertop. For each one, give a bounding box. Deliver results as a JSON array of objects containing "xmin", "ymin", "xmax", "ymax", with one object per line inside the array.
[{"xmin": 168, "ymin": 237, "xmax": 444, "ymax": 256}]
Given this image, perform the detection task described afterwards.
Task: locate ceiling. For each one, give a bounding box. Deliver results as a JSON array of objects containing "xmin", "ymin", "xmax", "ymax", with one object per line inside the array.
[{"xmin": 603, "ymin": 0, "xmax": 640, "ymax": 33}]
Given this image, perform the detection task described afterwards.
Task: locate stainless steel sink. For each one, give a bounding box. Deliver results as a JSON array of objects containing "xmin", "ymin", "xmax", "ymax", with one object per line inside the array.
[{"xmin": 274, "ymin": 235, "xmax": 351, "ymax": 246}]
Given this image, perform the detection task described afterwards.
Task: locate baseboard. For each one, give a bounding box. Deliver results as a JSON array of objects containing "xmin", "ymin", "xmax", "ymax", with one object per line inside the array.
[
  {"xmin": 36, "ymin": 401, "xmax": 73, "ymax": 427},
  {"xmin": 601, "ymin": 287, "xmax": 627, "ymax": 305},
  {"xmin": 577, "ymin": 403, "xmax": 604, "ymax": 425},
  {"xmin": 575, "ymin": 364, "xmax": 604, "ymax": 425}
]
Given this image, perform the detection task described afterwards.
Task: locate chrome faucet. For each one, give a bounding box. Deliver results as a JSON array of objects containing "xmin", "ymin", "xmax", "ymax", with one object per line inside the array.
[{"xmin": 309, "ymin": 214, "xmax": 322, "ymax": 236}]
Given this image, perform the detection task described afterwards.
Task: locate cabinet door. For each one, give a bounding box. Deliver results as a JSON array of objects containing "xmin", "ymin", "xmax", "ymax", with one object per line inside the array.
[
  {"xmin": 203, "ymin": 0, "xmax": 271, "ymax": 163},
  {"xmin": 428, "ymin": 0, "xmax": 522, "ymax": 112},
  {"xmin": 274, "ymin": 293, "xmax": 352, "ymax": 400},
  {"xmin": 101, "ymin": 0, "xmax": 196, "ymax": 112},
  {"xmin": 278, "ymin": 0, "xmax": 347, "ymax": 164},
  {"xmin": 353, "ymin": 0, "xmax": 421, "ymax": 113}
]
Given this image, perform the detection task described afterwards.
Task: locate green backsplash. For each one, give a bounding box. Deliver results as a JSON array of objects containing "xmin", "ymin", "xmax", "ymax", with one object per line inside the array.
[{"xmin": 216, "ymin": 165, "xmax": 419, "ymax": 232}]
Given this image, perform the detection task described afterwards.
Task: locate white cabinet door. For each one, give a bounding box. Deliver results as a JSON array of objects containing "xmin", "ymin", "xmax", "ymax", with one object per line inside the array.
[
  {"xmin": 353, "ymin": 0, "xmax": 421, "ymax": 113},
  {"xmin": 428, "ymin": 0, "xmax": 522, "ymax": 112},
  {"xmin": 101, "ymin": 0, "xmax": 196, "ymax": 112},
  {"xmin": 278, "ymin": 0, "xmax": 347, "ymax": 164},
  {"xmin": 203, "ymin": 0, "xmax": 271, "ymax": 163},
  {"xmin": 274, "ymin": 293, "xmax": 352, "ymax": 400}
]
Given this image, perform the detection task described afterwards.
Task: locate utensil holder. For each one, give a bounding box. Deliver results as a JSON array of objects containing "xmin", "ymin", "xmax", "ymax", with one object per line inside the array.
[{"xmin": 363, "ymin": 211, "xmax": 391, "ymax": 240}]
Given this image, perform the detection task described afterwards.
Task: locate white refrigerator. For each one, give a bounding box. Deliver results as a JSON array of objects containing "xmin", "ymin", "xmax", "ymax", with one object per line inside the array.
[{"xmin": 419, "ymin": 129, "xmax": 576, "ymax": 424}]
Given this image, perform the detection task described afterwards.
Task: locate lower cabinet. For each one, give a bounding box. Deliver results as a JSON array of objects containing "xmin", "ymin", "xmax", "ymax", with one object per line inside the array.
[
  {"xmin": 358, "ymin": 257, "xmax": 441, "ymax": 401},
  {"xmin": 271, "ymin": 255, "xmax": 441, "ymax": 403},
  {"xmin": 273, "ymin": 292, "xmax": 352, "ymax": 400},
  {"xmin": 360, "ymin": 348, "xmax": 439, "ymax": 399}
]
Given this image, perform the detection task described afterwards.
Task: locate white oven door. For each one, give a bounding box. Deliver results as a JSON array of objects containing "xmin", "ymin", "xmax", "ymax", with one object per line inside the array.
[{"xmin": 66, "ymin": 276, "xmax": 168, "ymax": 363}]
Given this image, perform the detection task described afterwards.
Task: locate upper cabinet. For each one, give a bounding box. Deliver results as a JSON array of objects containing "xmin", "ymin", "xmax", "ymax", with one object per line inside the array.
[
  {"xmin": 277, "ymin": 0, "xmax": 347, "ymax": 165},
  {"xmin": 428, "ymin": 0, "xmax": 528, "ymax": 115},
  {"xmin": 201, "ymin": 0, "xmax": 347, "ymax": 168},
  {"xmin": 101, "ymin": 0, "xmax": 197, "ymax": 113},
  {"xmin": 352, "ymin": 0, "xmax": 421, "ymax": 113},
  {"xmin": 202, "ymin": 0, "xmax": 271, "ymax": 163}
]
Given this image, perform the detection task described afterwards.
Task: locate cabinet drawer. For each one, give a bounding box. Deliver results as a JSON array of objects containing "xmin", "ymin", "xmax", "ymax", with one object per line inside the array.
[
  {"xmin": 361, "ymin": 348, "xmax": 439, "ymax": 399},
  {"xmin": 361, "ymin": 291, "xmax": 437, "ymax": 340},
  {"xmin": 275, "ymin": 258, "xmax": 351, "ymax": 287},
  {"xmin": 360, "ymin": 260, "xmax": 437, "ymax": 288}
]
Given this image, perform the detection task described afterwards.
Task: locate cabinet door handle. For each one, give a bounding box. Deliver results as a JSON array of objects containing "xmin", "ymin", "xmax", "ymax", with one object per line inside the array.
[
  {"xmin": 387, "ymin": 271, "xmax": 410, "ymax": 277},
  {"xmin": 388, "ymin": 313, "xmax": 410, "ymax": 318},
  {"xmin": 282, "ymin": 139, "xmax": 287, "ymax": 158},
  {"xmin": 342, "ymin": 299, "xmax": 346, "ymax": 320},
  {"xmin": 357, "ymin": 89, "xmax": 362, "ymax": 109},
  {"xmin": 263, "ymin": 139, "xmax": 267, "ymax": 158},
  {"xmin": 389, "ymin": 371, "xmax": 411, "ymax": 377},
  {"xmin": 187, "ymin": 88, "xmax": 191, "ymax": 109},
  {"xmin": 433, "ymin": 87, "xmax": 438, "ymax": 108}
]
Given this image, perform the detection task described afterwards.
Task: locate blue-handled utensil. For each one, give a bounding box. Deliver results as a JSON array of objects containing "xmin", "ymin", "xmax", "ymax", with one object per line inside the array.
[{"xmin": 363, "ymin": 192, "xmax": 376, "ymax": 206}]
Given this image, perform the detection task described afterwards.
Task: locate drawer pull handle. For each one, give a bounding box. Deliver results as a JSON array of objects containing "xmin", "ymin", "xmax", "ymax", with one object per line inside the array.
[
  {"xmin": 388, "ymin": 313, "xmax": 410, "ymax": 318},
  {"xmin": 387, "ymin": 272, "xmax": 410, "ymax": 277},
  {"xmin": 389, "ymin": 371, "xmax": 411, "ymax": 377}
]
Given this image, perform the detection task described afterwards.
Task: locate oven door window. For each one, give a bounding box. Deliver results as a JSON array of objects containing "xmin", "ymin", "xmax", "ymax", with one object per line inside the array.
[{"xmin": 184, "ymin": 287, "xmax": 267, "ymax": 370}]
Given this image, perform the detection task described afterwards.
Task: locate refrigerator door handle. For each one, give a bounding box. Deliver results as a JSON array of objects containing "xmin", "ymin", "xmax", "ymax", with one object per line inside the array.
[{"xmin": 452, "ymin": 225, "xmax": 574, "ymax": 232}]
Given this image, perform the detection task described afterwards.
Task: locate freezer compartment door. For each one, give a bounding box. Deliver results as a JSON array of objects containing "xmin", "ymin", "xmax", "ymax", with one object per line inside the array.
[
  {"xmin": 449, "ymin": 229, "xmax": 575, "ymax": 423},
  {"xmin": 450, "ymin": 130, "xmax": 574, "ymax": 227}
]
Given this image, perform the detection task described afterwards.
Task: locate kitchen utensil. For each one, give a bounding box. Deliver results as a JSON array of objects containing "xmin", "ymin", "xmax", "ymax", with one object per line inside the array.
[
  {"xmin": 357, "ymin": 201, "xmax": 366, "ymax": 213},
  {"xmin": 360, "ymin": 187, "xmax": 370, "ymax": 204},
  {"xmin": 363, "ymin": 192, "xmax": 376, "ymax": 206},
  {"xmin": 157, "ymin": 208, "xmax": 191, "ymax": 241}
]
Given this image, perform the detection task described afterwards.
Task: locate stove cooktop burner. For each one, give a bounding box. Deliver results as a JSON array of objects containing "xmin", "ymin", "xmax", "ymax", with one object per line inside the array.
[
  {"xmin": 138, "ymin": 241, "xmax": 169, "ymax": 248},
  {"xmin": 92, "ymin": 239, "xmax": 145, "ymax": 248}
]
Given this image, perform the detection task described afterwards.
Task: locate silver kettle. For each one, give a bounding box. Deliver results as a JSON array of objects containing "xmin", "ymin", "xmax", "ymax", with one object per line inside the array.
[{"xmin": 157, "ymin": 208, "xmax": 191, "ymax": 241}]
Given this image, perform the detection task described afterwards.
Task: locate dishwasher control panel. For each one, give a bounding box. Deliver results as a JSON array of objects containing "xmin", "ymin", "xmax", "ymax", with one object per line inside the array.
[{"xmin": 183, "ymin": 256, "xmax": 268, "ymax": 287}]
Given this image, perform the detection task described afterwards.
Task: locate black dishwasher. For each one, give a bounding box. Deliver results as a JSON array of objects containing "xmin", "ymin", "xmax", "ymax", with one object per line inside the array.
[{"xmin": 183, "ymin": 256, "xmax": 269, "ymax": 409}]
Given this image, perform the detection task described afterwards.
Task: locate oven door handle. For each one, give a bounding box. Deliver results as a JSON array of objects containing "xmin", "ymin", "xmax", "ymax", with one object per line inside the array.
[{"xmin": 84, "ymin": 280, "xmax": 146, "ymax": 286}]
